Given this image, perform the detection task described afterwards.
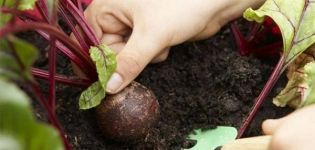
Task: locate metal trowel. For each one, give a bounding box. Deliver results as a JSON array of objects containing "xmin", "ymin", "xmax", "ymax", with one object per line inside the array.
[{"xmin": 184, "ymin": 126, "xmax": 271, "ymax": 150}]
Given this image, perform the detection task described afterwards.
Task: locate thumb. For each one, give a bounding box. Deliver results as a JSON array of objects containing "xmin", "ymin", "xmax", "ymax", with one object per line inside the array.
[
  {"xmin": 262, "ymin": 117, "xmax": 286, "ymax": 135},
  {"xmin": 105, "ymin": 28, "xmax": 165, "ymax": 94}
]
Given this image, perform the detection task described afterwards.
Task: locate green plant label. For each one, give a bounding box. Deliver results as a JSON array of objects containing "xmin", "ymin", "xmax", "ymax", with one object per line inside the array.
[{"xmin": 184, "ymin": 126, "xmax": 237, "ymax": 150}]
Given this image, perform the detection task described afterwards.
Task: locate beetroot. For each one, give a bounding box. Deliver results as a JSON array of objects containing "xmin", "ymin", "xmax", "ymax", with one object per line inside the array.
[{"xmin": 95, "ymin": 82, "xmax": 160, "ymax": 141}]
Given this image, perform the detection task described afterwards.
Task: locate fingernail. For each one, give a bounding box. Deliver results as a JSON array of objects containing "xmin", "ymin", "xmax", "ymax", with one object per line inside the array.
[{"xmin": 106, "ymin": 73, "xmax": 123, "ymax": 93}]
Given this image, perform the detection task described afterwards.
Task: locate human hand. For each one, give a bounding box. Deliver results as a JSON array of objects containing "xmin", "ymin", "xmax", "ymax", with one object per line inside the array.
[
  {"xmin": 84, "ymin": 0, "xmax": 265, "ymax": 94},
  {"xmin": 262, "ymin": 104, "xmax": 315, "ymax": 150}
]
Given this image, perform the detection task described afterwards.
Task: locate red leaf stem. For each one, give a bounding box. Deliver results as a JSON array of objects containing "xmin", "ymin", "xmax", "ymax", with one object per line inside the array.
[
  {"xmin": 36, "ymin": 30, "xmax": 94, "ymax": 77},
  {"xmin": 59, "ymin": 0, "xmax": 100, "ymax": 46},
  {"xmin": 35, "ymin": 0, "xmax": 49, "ymax": 22},
  {"xmin": 48, "ymin": 37, "xmax": 57, "ymax": 110},
  {"xmin": 30, "ymin": 82, "xmax": 72, "ymax": 150},
  {"xmin": 237, "ymin": 55, "xmax": 285, "ymax": 138},
  {"xmin": 1, "ymin": 8, "xmax": 96, "ymax": 78},
  {"xmin": 59, "ymin": 5, "xmax": 90, "ymax": 51},
  {"xmin": 0, "ymin": 7, "xmax": 43, "ymax": 22},
  {"xmin": 246, "ymin": 23, "xmax": 261, "ymax": 41},
  {"xmin": 73, "ymin": 0, "xmax": 83, "ymax": 12},
  {"xmin": 230, "ymin": 22, "xmax": 249, "ymax": 56},
  {"xmin": 0, "ymin": 22, "xmax": 97, "ymax": 79},
  {"xmin": 6, "ymin": 36, "xmax": 69, "ymax": 149},
  {"xmin": 32, "ymin": 68, "xmax": 92, "ymax": 87},
  {"xmin": 47, "ymin": 0, "xmax": 59, "ymax": 114}
]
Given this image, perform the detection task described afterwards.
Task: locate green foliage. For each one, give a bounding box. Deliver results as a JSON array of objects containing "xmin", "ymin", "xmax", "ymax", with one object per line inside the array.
[
  {"xmin": 79, "ymin": 44, "xmax": 116, "ymax": 109},
  {"xmin": 0, "ymin": 36, "xmax": 38, "ymax": 81},
  {"xmin": 0, "ymin": 0, "xmax": 37, "ymax": 10},
  {"xmin": 244, "ymin": 0, "xmax": 315, "ymax": 69},
  {"xmin": 90, "ymin": 44, "xmax": 117, "ymax": 90},
  {"xmin": 244, "ymin": 0, "xmax": 315, "ymax": 109},
  {"xmin": 0, "ymin": 78, "xmax": 64, "ymax": 150},
  {"xmin": 185, "ymin": 126, "xmax": 237, "ymax": 150},
  {"xmin": 79, "ymin": 81, "xmax": 105, "ymax": 109},
  {"xmin": 0, "ymin": 0, "xmax": 37, "ymax": 26}
]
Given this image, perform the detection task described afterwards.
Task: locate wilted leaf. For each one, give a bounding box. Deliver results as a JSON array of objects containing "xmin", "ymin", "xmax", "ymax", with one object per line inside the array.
[
  {"xmin": 273, "ymin": 45, "xmax": 315, "ymax": 108},
  {"xmin": 79, "ymin": 81, "xmax": 105, "ymax": 110},
  {"xmin": 301, "ymin": 62, "xmax": 315, "ymax": 107},
  {"xmin": 244, "ymin": 0, "xmax": 315, "ymax": 69},
  {"xmin": 78, "ymin": 44, "xmax": 116, "ymax": 110},
  {"xmin": 0, "ymin": 78, "xmax": 64, "ymax": 150},
  {"xmin": 0, "ymin": 36, "xmax": 38, "ymax": 81}
]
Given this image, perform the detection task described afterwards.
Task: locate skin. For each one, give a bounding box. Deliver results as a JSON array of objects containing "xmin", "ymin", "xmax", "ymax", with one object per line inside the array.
[
  {"xmin": 81, "ymin": 0, "xmax": 315, "ymax": 149},
  {"xmin": 263, "ymin": 104, "xmax": 315, "ymax": 150},
  {"xmin": 82, "ymin": 0, "xmax": 265, "ymax": 93}
]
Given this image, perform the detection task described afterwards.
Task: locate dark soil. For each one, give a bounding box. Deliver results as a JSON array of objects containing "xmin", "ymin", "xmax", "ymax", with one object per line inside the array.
[{"xmin": 21, "ymin": 21, "xmax": 292, "ymax": 150}]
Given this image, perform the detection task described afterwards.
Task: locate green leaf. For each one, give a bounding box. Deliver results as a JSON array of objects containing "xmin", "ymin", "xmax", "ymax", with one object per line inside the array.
[
  {"xmin": 90, "ymin": 44, "xmax": 117, "ymax": 90},
  {"xmin": 184, "ymin": 126, "xmax": 237, "ymax": 150},
  {"xmin": 79, "ymin": 81, "xmax": 105, "ymax": 110},
  {"xmin": 0, "ymin": 78, "xmax": 64, "ymax": 150},
  {"xmin": 0, "ymin": 0, "xmax": 37, "ymax": 26},
  {"xmin": 244, "ymin": 0, "xmax": 315, "ymax": 69},
  {"xmin": 0, "ymin": 135, "xmax": 22, "ymax": 150},
  {"xmin": 0, "ymin": 36, "xmax": 38, "ymax": 81},
  {"xmin": 0, "ymin": 0, "xmax": 36, "ymax": 10},
  {"xmin": 0, "ymin": 13, "xmax": 11, "ymax": 27},
  {"xmin": 79, "ymin": 44, "xmax": 116, "ymax": 110}
]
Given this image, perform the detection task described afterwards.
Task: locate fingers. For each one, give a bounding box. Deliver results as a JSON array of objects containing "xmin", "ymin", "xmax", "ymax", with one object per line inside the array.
[
  {"xmin": 262, "ymin": 105, "xmax": 315, "ymax": 150},
  {"xmin": 263, "ymin": 105, "xmax": 315, "ymax": 135},
  {"xmin": 262, "ymin": 118, "xmax": 285, "ymax": 135},
  {"xmin": 151, "ymin": 48, "xmax": 170, "ymax": 63},
  {"xmin": 106, "ymin": 27, "xmax": 165, "ymax": 94},
  {"xmin": 83, "ymin": 1, "xmax": 103, "ymax": 39},
  {"xmin": 96, "ymin": 13, "xmax": 131, "ymax": 35}
]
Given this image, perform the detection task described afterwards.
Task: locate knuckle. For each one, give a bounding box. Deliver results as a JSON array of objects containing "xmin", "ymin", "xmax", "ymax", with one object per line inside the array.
[
  {"xmin": 158, "ymin": 54, "xmax": 168, "ymax": 62},
  {"xmin": 152, "ymin": 51, "xmax": 169, "ymax": 63},
  {"xmin": 270, "ymin": 131, "xmax": 292, "ymax": 150},
  {"xmin": 118, "ymin": 53, "xmax": 143, "ymax": 77}
]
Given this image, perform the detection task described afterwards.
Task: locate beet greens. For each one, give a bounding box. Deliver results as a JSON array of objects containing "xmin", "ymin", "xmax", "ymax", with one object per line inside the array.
[
  {"xmin": 1, "ymin": 0, "xmax": 315, "ymax": 149},
  {"xmin": 234, "ymin": 0, "xmax": 315, "ymax": 137}
]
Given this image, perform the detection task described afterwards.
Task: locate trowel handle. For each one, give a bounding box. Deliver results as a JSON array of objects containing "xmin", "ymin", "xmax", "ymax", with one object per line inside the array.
[{"xmin": 219, "ymin": 135, "xmax": 272, "ymax": 150}]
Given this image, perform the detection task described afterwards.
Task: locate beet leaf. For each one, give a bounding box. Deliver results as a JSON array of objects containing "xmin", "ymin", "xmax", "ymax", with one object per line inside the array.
[
  {"xmin": 79, "ymin": 44, "xmax": 116, "ymax": 109},
  {"xmin": 0, "ymin": 78, "xmax": 64, "ymax": 150},
  {"xmin": 0, "ymin": 0, "xmax": 36, "ymax": 26},
  {"xmin": 238, "ymin": 0, "xmax": 315, "ymax": 137},
  {"xmin": 244, "ymin": 0, "xmax": 315, "ymax": 69},
  {"xmin": 0, "ymin": 0, "xmax": 36, "ymax": 10},
  {"xmin": 0, "ymin": 36, "xmax": 38, "ymax": 81}
]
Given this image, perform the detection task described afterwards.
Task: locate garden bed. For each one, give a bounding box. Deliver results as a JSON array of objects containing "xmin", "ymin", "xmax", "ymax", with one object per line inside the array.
[{"xmin": 22, "ymin": 21, "xmax": 292, "ymax": 150}]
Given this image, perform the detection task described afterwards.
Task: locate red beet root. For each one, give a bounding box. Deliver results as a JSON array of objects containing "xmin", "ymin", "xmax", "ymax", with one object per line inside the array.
[{"xmin": 95, "ymin": 81, "xmax": 160, "ymax": 142}]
